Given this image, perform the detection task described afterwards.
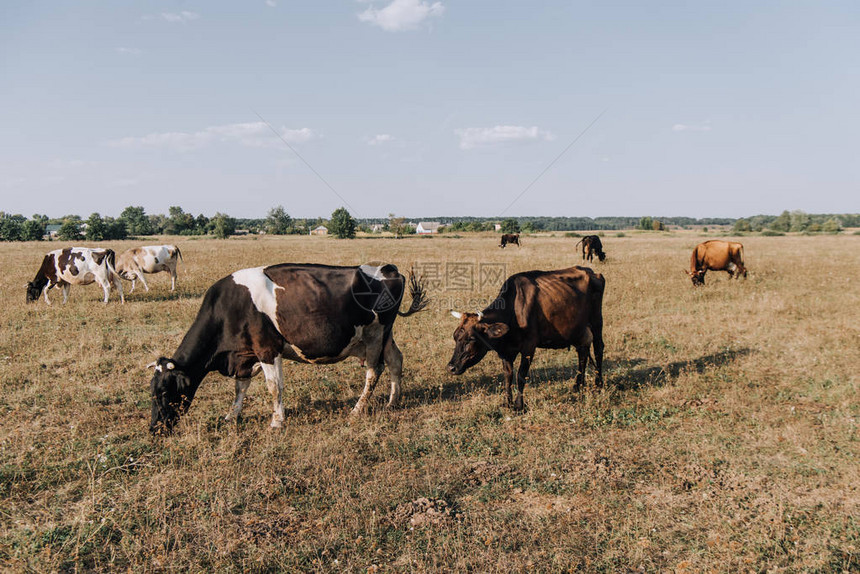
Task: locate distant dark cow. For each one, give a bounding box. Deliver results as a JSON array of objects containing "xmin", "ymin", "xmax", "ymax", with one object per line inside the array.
[
  {"xmin": 447, "ymin": 266, "xmax": 604, "ymax": 411},
  {"xmin": 26, "ymin": 247, "xmax": 124, "ymax": 305},
  {"xmin": 687, "ymin": 240, "xmax": 747, "ymax": 286},
  {"xmin": 147, "ymin": 263, "xmax": 428, "ymax": 434},
  {"xmin": 117, "ymin": 245, "xmax": 183, "ymax": 292},
  {"xmin": 575, "ymin": 235, "xmax": 606, "ymax": 262},
  {"xmin": 499, "ymin": 233, "xmax": 520, "ymax": 248}
]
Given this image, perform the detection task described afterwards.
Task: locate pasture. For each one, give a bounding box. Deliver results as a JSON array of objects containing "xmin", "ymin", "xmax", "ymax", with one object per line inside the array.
[{"xmin": 1, "ymin": 233, "xmax": 858, "ymax": 572}]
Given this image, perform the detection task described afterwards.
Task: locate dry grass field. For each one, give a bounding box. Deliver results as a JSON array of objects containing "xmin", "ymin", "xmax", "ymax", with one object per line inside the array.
[{"xmin": 1, "ymin": 232, "xmax": 858, "ymax": 572}]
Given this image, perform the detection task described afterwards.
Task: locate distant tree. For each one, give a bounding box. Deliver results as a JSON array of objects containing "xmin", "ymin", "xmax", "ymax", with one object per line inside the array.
[
  {"xmin": 57, "ymin": 218, "xmax": 83, "ymax": 241},
  {"xmin": 21, "ymin": 218, "xmax": 46, "ymax": 241},
  {"xmin": 85, "ymin": 213, "xmax": 107, "ymax": 241},
  {"xmin": 770, "ymin": 210, "xmax": 791, "ymax": 232},
  {"xmin": 329, "ymin": 207, "xmax": 356, "ymax": 239},
  {"xmin": 388, "ymin": 213, "xmax": 407, "ymax": 238},
  {"xmin": 500, "ymin": 218, "xmax": 520, "ymax": 234},
  {"xmin": 165, "ymin": 206, "xmax": 195, "ymax": 235},
  {"xmin": 789, "ymin": 210, "xmax": 811, "ymax": 233},
  {"xmin": 651, "ymin": 219, "xmax": 664, "ymax": 231},
  {"xmin": 210, "ymin": 213, "xmax": 236, "ymax": 239},
  {"xmin": 105, "ymin": 217, "xmax": 128, "ymax": 240},
  {"xmin": 119, "ymin": 206, "xmax": 153, "ymax": 235},
  {"xmin": 195, "ymin": 214, "xmax": 209, "ymax": 235},
  {"xmin": 733, "ymin": 218, "xmax": 751, "ymax": 233},
  {"xmin": 0, "ymin": 213, "xmax": 24, "ymax": 241},
  {"xmin": 822, "ymin": 217, "xmax": 842, "ymax": 233},
  {"xmin": 265, "ymin": 205, "xmax": 293, "ymax": 235},
  {"xmin": 638, "ymin": 216, "xmax": 653, "ymax": 231},
  {"xmin": 521, "ymin": 221, "xmax": 535, "ymax": 233}
]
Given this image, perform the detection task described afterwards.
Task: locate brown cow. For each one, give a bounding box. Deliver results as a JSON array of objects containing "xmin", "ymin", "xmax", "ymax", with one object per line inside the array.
[
  {"xmin": 499, "ymin": 233, "xmax": 520, "ymax": 248},
  {"xmin": 575, "ymin": 235, "xmax": 606, "ymax": 262},
  {"xmin": 687, "ymin": 240, "xmax": 747, "ymax": 286},
  {"xmin": 448, "ymin": 266, "xmax": 604, "ymax": 411}
]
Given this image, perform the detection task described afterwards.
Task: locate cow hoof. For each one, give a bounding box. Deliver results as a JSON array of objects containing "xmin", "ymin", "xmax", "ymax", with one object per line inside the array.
[
  {"xmin": 512, "ymin": 397, "xmax": 526, "ymax": 412},
  {"xmin": 270, "ymin": 418, "xmax": 283, "ymax": 429}
]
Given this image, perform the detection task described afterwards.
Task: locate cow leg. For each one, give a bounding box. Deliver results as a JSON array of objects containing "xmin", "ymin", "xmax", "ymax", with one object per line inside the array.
[
  {"xmin": 261, "ymin": 359, "xmax": 285, "ymax": 428},
  {"xmin": 42, "ymin": 285, "xmax": 52, "ymax": 305},
  {"xmin": 502, "ymin": 358, "xmax": 515, "ymax": 407},
  {"xmin": 592, "ymin": 326, "xmax": 604, "ymax": 388},
  {"xmin": 136, "ymin": 270, "xmax": 150, "ymax": 292},
  {"xmin": 383, "ymin": 337, "xmax": 403, "ymax": 409},
  {"xmin": 113, "ymin": 274, "xmax": 125, "ymax": 304},
  {"xmin": 513, "ymin": 355, "xmax": 532, "ymax": 412},
  {"xmin": 224, "ymin": 378, "xmax": 252, "ymax": 422},
  {"xmin": 351, "ymin": 364, "xmax": 382, "ymax": 416},
  {"xmin": 62, "ymin": 283, "xmax": 71, "ymax": 304},
  {"xmin": 169, "ymin": 267, "xmax": 177, "ymax": 291},
  {"xmin": 97, "ymin": 278, "xmax": 111, "ymax": 304}
]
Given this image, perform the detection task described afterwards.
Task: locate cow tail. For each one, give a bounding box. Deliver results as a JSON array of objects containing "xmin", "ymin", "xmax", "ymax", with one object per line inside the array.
[
  {"xmin": 397, "ymin": 269, "xmax": 429, "ymax": 317},
  {"xmin": 739, "ymin": 244, "xmax": 745, "ymax": 267},
  {"xmin": 575, "ymin": 238, "xmax": 584, "ymax": 248},
  {"xmin": 105, "ymin": 249, "xmax": 117, "ymax": 274},
  {"xmin": 175, "ymin": 246, "xmax": 183, "ymax": 262}
]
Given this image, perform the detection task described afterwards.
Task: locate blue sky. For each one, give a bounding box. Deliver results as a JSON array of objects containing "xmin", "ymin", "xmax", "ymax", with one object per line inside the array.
[{"xmin": 1, "ymin": 1, "xmax": 857, "ymax": 219}]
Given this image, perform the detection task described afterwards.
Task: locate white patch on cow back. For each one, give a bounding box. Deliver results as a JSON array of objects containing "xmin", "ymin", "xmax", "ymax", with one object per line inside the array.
[
  {"xmin": 232, "ymin": 267, "xmax": 284, "ymax": 334},
  {"xmin": 359, "ymin": 264, "xmax": 385, "ymax": 280}
]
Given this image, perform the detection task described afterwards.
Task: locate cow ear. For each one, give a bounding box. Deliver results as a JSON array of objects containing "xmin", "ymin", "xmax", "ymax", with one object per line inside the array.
[
  {"xmin": 485, "ymin": 323, "xmax": 509, "ymax": 338},
  {"xmin": 146, "ymin": 361, "xmax": 158, "ymax": 369},
  {"xmin": 450, "ymin": 310, "xmax": 462, "ymax": 319}
]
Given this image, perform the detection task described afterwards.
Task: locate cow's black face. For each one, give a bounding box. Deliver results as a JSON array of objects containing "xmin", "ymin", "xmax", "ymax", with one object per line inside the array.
[
  {"xmin": 688, "ymin": 270, "xmax": 706, "ymax": 286},
  {"xmin": 25, "ymin": 282, "xmax": 41, "ymax": 303},
  {"xmin": 447, "ymin": 313, "xmax": 509, "ymax": 375},
  {"xmin": 149, "ymin": 358, "xmax": 194, "ymax": 435}
]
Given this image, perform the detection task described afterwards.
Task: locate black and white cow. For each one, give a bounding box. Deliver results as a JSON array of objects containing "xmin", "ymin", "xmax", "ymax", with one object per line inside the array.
[
  {"xmin": 26, "ymin": 247, "xmax": 124, "ymax": 304},
  {"xmin": 148, "ymin": 263, "xmax": 428, "ymax": 434}
]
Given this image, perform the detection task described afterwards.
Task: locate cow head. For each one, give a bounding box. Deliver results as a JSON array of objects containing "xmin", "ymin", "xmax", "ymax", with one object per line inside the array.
[
  {"xmin": 686, "ymin": 269, "xmax": 706, "ymax": 286},
  {"xmin": 25, "ymin": 282, "xmax": 42, "ymax": 303},
  {"xmin": 447, "ymin": 311, "xmax": 509, "ymax": 375},
  {"xmin": 148, "ymin": 358, "xmax": 195, "ymax": 434}
]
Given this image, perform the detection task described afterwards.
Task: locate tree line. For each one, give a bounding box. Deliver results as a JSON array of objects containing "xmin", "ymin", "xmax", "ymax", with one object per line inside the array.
[{"xmin": 0, "ymin": 206, "xmax": 856, "ymax": 242}]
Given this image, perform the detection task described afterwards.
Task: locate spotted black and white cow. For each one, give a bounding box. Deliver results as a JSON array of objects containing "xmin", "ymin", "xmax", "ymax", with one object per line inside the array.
[
  {"xmin": 26, "ymin": 247, "xmax": 124, "ymax": 304},
  {"xmin": 116, "ymin": 245, "xmax": 182, "ymax": 292},
  {"xmin": 147, "ymin": 263, "xmax": 428, "ymax": 434}
]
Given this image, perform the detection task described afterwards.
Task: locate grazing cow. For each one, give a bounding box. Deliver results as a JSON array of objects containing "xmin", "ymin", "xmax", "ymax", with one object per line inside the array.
[
  {"xmin": 147, "ymin": 263, "xmax": 428, "ymax": 434},
  {"xmin": 499, "ymin": 233, "xmax": 521, "ymax": 248},
  {"xmin": 26, "ymin": 247, "xmax": 124, "ymax": 305},
  {"xmin": 687, "ymin": 240, "xmax": 747, "ymax": 286},
  {"xmin": 575, "ymin": 235, "xmax": 606, "ymax": 262},
  {"xmin": 447, "ymin": 266, "xmax": 604, "ymax": 411},
  {"xmin": 116, "ymin": 245, "xmax": 183, "ymax": 292}
]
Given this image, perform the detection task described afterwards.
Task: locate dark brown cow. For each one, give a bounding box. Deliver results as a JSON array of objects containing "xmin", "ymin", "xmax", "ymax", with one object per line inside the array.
[
  {"xmin": 447, "ymin": 266, "xmax": 604, "ymax": 411},
  {"xmin": 575, "ymin": 235, "xmax": 606, "ymax": 262},
  {"xmin": 499, "ymin": 233, "xmax": 520, "ymax": 248},
  {"xmin": 687, "ymin": 240, "xmax": 747, "ymax": 286}
]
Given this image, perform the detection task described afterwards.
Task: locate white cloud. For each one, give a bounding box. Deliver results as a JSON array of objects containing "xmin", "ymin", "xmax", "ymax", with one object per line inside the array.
[
  {"xmin": 367, "ymin": 134, "xmax": 394, "ymax": 145},
  {"xmin": 265, "ymin": 0, "xmax": 277, "ymax": 6},
  {"xmin": 160, "ymin": 11, "xmax": 199, "ymax": 23},
  {"xmin": 107, "ymin": 122, "xmax": 317, "ymax": 152},
  {"xmin": 116, "ymin": 47, "xmax": 142, "ymax": 56},
  {"xmin": 455, "ymin": 125, "xmax": 555, "ymax": 150},
  {"xmin": 358, "ymin": 0, "xmax": 444, "ymax": 32},
  {"xmin": 672, "ymin": 121, "xmax": 712, "ymax": 132}
]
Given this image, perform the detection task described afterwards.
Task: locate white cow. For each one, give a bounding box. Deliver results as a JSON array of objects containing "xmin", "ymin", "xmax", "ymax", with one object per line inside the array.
[
  {"xmin": 116, "ymin": 245, "xmax": 183, "ymax": 292},
  {"xmin": 26, "ymin": 247, "xmax": 124, "ymax": 304}
]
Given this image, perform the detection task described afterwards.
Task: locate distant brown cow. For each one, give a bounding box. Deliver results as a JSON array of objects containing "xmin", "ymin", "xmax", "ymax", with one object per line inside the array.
[
  {"xmin": 575, "ymin": 235, "xmax": 606, "ymax": 262},
  {"xmin": 499, "ymin": 234, "xmax": 520, "ymax": 248},
  {"xmin": 687, "ymin": 240, "xmax": 747, "ymax": 286}
]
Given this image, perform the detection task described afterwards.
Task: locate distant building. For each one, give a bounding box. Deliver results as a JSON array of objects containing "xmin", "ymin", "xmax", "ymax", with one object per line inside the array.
[
  {"xmin": 310, "ymin": 225, "xmax": 329, "ymax": 236},
  {"xmin": 415, "ymin": 222, "xmax": 442, "ymax": 234},
  {"xmin": 369, "ymin": 224, "xmax": 384, "ymax": 233},
  {"xmin": 494, "ymin": 223, "xmax": 502, "ymax": 231},
  {"xmin": 44, "ymin": 224, "xmax": 61, "ymax": 239}
]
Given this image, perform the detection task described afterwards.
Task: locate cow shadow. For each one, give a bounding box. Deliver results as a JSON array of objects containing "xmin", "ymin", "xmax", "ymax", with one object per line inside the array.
[
  {"xmin": 123, "ymin": 288, "xmax": 208, "ymax": 303},
  {"xmin": 606, "ymin": 347, "xmax": 753, "ymax": 390}
]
